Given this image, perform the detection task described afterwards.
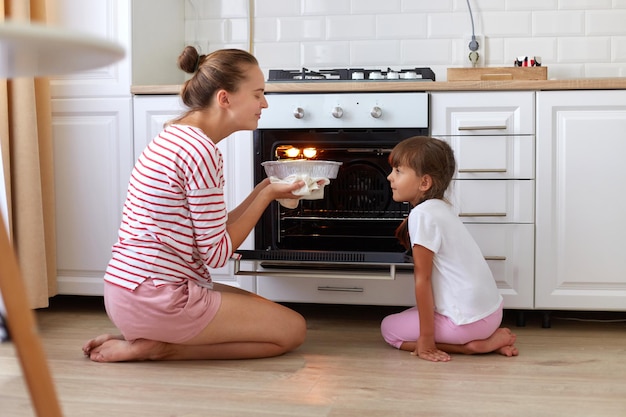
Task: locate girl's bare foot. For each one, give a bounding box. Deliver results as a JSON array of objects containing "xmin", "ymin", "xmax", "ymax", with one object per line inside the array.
[
  {"xmin": 83, "ymin": 334, "xmax": 169, "ymax": 362},
  {"xmin": 464, "ymin": 328, "xmax": 519, "ymax": 356}
]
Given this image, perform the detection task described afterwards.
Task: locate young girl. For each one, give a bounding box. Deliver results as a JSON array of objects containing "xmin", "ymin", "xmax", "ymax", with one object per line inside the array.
[
  {"xmin": 380, "ymin": 136, "xmax": 518, "ymax": 362},
  {"xmin": 82, "ymin": 47, "xmax": 308, "ymax": 362}
]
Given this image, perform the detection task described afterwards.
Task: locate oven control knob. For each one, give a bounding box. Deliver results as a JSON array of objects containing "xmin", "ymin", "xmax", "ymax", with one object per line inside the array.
[
  {"xmin": 332, "ymin": 106, "xmax": 343, "ymax": 118},
  {"xmin": 293, "ymin": 107, "xmax": 304, "ymax": 119},
  {"xmin": 370, "ymin": 106, "xmax": 383, "ymax": 118}
]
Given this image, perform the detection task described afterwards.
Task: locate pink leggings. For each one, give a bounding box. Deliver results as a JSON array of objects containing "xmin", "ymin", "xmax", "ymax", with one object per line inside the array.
[{"xmin": 380, "ymin": 301, "xmax": 504, "ymax": 349}]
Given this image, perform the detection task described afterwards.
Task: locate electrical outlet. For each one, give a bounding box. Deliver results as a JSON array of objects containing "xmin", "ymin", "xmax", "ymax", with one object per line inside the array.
[{"xmin": 465, "ymin": 34, "xmax": 485, "ymax": 67}]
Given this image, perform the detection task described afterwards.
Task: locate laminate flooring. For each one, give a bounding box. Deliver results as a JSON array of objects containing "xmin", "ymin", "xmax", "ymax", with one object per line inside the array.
[{"xmin": 1, "ymin": 296, "xmax": 626, "ymax": 417}]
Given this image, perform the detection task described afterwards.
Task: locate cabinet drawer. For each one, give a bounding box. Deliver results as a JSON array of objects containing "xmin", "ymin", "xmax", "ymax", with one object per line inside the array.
[
  {"xmin": 466, "ymin": 223, "xmax": 534, "ymax": 309},
  {"xmin": 431, "ymin": 91, "xmax": 535, "ymax": 135},
  {"xmin": 256, "ymin": 272, "xmax": 415, "ymax": 306},
  {"xmin": 449, "ymin": 179, "xmax": 534, "ymax": 223},
  {"xmin": 445, "ymin": 136, "xmax": 534, "ymax": 179}
]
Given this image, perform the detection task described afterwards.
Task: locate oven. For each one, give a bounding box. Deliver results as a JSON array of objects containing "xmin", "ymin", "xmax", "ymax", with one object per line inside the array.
[{"xmin": 234, "ymin": 68, "xmax": 433, "ymax": 279}]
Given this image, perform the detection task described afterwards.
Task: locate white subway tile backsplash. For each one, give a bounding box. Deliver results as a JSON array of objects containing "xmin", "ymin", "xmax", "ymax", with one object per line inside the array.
[
  {"xmin": 277, "ymin": 17, "xmax": 325, "ymax": 41},
  {"xmin": 254, "ymin": 42, "xmax": 301, "ymax": 68},
  {"xmin": 189, "ymin": 0, "xmax": 626, "ymax": 80},
  {"xmin": 301, "ymin": 41, "xmax": 351, "ymax": 66},
  {"xmin": 558, "ymin": 0, "xmax": 612, "ymax": 10},
  {"xmin": 303, "ymin": 0, "xmax": 351, "ymax": 16},
  {"xmin": 586, "ymin": 63, "xmax": 625, "ymax": 78},
  {"xmin": 428, "ymin": 13, "xmax": 474, "ymax": 38},
  {"xmin": 614, "ymin": 37, "xmax": 626, "ymax": 61},
  {"xmin": 558, "ymin": 37, "xmax": 611, "ymax": 63},
  {"xmin": 403, "ymin": 0, "xmax": 453, "ymax": 13},
  {"xmin": 483, "ymin": 11, "xmax": 532, "ymax": 37},
  {"xmin": 351, "ymin": 40, "xmax": 401, "ymax": 66},
  {"xmin": 402, "ymin": 39, "xmax": 453, "ymax": 65},
  {"xmin": 504, "ymin": 37, "xmax": 557, "ymax": 65},
  {"xmin": 188, "ymin": 0, "xmax": 248, "ymax": 18},
  {"xmin": 352, "ymin": 0, "xmax": 401, "ymax": 14},
  {"xmin": 253, "ymin": 18, "xmax": 279, "ymax": 42},
  {"xmin": 533, "ymin": 11, "xmax": 584, "ymax": 36},
  {"xmin": 376, "ymin": 14, "xmax": 428, "ymax": 39},
  {"xmin": 505, "ymin": 0, "xmax": 557, "ymax": 11},
  {"xmin": 255, "ymin": 0, "xmax": 300, "ymax": 17},
  {"xmin": 326, "ymin": 15, "xmax": 377, "ymax": 40},
  {"xmin": 586, "ymin": 11, "xmax": 626, "ymax": 36}
]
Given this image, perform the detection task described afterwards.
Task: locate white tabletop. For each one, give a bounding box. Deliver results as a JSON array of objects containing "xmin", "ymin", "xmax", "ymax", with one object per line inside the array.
[{"xmin": 0, "ymin": 20, "xmax": 125, "ymax": 78}]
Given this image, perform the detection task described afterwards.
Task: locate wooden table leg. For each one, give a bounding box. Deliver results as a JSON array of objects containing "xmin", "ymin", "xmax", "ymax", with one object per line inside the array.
[{"xmin": 0, "ymin": 218, "xmax": 63, "ymax": 416}]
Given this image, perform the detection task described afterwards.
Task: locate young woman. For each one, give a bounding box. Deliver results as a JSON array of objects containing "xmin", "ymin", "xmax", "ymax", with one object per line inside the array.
[
  {"xmin": 82, "ymin": 47, "xmax": 307, "ymax": 362},
  {"xmin": 380, "ymin": 136, "xmax": 519, "ymax": 362}
]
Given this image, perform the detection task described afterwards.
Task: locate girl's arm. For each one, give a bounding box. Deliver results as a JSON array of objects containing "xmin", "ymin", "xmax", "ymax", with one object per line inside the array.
[{"xmin": 412, "ymin": 244, "xmax": 451, "ymax": 362}]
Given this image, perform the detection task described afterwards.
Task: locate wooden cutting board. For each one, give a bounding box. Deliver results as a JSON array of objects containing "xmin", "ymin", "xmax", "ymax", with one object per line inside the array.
[{"xmin": 448, "ymin": 67, "xmax": 548, "ymax": 81}]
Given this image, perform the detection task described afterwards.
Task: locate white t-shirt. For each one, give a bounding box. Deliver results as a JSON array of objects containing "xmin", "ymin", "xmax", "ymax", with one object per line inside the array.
[{"xmin": 408, "ymin": 199, "xmax": 502, "ymax": 325}]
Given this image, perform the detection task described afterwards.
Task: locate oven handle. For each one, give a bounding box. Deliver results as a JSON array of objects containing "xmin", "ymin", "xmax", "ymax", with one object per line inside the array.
[{"xmin": 233, "ymin": 259, "xmax": 399, "ymax": 280}]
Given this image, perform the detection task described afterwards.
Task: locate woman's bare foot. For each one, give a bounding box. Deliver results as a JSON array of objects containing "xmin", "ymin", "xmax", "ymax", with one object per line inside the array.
[
  {"xmin": 464, "ymin": 328, "xmax": 519, "ymax": 356},
  {"xmin": 82, "ymin": 334, "xmax": 123, "ymax": 357},
  {"xmin": 82, "ymin": 334, "xmax": 169, "ymax": 362}
]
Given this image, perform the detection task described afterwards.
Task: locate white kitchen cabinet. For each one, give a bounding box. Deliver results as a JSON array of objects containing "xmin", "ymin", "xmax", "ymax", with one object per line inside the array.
[
  {"xmin": 50, "ymin": 0, "xmax": 131, "ymax": 98},
  {"xmin": 132, "ymin": 95, "xmax": 256, "ymax": 291},
  {"xmin": 52, "ymin": 0, "xmax": 133, "ymax": 295},
  {"xmin": 53, "ymin": 98, "xmax": 133, "ymax": 295},
  {"xmin": 536, "ymin": 90, "xmax": 626, "ymax": 310},
  {"xmin": 431, "ymin": 91, "xmax": 536, "ymax": 309}
]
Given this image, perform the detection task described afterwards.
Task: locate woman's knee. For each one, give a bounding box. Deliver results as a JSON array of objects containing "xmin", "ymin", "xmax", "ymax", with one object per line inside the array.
[{"xmin": 281, "ymin": 311, "xmax": 307, "ymax": 351}]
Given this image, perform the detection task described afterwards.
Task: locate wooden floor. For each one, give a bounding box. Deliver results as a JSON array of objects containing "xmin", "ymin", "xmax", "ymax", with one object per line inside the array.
[{"xmin": 2, "ymin": 296, "xmax": 626, "ymax": 417}]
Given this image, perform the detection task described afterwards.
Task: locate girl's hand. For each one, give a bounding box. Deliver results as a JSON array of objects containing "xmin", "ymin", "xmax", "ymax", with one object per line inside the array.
[{"xmin": 412, "ymin": 337, "xmax": 451, "ymax": 362}]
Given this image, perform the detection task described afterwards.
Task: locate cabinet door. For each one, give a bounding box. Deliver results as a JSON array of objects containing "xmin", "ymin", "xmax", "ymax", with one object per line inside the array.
[
  {"xmin": 132, "ymin": 96, "xmax": 255, "ymax": 291},
  {"xmin": 50, "ymin": 0, "xmax": 131, "ymax": 98},
  {"xmin": 53, "ymin": 98, "xmax": 133, "ymax": 295},
  {"xmin": 536, "ymin": 90, "xmax": 626, "ymax": 310},
  {"xmin": 466, "ymin": 224, "xmax": 534, "ymax": 309}
]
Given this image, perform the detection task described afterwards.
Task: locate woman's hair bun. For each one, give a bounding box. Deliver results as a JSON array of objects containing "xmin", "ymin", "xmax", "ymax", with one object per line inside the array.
[{"xmin": 178, "ymin": 45, "xmax": 201, "ymax": 74}]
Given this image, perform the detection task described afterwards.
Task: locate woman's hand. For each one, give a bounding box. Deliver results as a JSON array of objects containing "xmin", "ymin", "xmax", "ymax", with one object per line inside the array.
[
  {"xmin": 412, "ymin": 337, "xmax": 451, "ymax": 362},
  {"xmin": 264, "ymin": 180, "xmax": 306, "ymax": 200}
]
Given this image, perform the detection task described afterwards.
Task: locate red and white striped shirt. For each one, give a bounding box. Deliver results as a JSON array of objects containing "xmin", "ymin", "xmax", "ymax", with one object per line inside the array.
[{"xmin": 104, "ymin": 124, "xmax": 232, "ymax": 291}]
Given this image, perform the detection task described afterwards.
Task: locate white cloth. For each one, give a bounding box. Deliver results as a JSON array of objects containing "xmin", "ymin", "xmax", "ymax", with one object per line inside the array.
[
  {"xmin": 408, "ymin": 199, "xmax": 502, "ymax": 325},
  {"xmin": 269, "ymin": 174, "xmax": 330, "ymax": 208}
]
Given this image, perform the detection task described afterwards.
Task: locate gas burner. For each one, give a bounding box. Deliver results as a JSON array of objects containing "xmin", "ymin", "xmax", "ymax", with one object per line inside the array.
[{"xmin": 268, "ymin": 67, "xmax": 435, "ymax": 82}]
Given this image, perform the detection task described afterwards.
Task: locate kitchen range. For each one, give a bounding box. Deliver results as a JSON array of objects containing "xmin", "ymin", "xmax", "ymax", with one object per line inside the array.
[{"xmin": 234, "ymin": 67, "xmax": 435, "ymax": 281}]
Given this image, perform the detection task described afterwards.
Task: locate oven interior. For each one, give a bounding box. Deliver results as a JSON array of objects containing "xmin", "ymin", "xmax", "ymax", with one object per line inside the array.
[{"xmin": 250, "ymin": 128, "xmax": 428, "ymax": 264}]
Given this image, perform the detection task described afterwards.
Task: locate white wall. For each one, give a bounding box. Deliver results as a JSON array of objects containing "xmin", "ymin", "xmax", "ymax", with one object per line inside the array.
[{"xmin": 184, "ymin": 0, "xmax": 626, "ymax": 81}]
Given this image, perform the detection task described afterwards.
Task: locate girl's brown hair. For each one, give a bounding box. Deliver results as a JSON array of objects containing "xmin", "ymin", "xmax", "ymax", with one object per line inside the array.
[
  {"xmin": 390, "ymin": 136, "xmax": 456, "ymax": 249},
  {"xmin": 173, "ymin": 47, "xmax": 259, "ymax": 120}
]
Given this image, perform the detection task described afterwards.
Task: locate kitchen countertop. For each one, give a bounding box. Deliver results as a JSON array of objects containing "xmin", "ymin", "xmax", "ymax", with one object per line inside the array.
[{"xmin": 131, "ymin": 78, "xmax": 626, "ymax": 95}]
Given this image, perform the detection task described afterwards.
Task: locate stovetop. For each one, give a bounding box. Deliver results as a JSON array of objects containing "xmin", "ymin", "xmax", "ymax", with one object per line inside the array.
[{"xmin": 268, "ymin": 67, "xmax": 435, "ymax": 82}]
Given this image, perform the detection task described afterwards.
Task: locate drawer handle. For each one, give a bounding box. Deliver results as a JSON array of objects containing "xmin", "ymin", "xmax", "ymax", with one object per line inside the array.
[
  {"xmin": 317, "ymin": 286, "xmax": 364, "ymax": 293},
  {"xmin": 459, "ymin": 212, "xmax": 507, "ymax": 217},
  {"xmin": 457, "ymin": 125, "xmax": 507, "ymax": 131},
  {"xmin": 484, "ymin": 256, "xmax": 506, "ymax": 261},
  {"xmin": 458, "ymin": 168, "xmax": 507, "ymax": 173}
]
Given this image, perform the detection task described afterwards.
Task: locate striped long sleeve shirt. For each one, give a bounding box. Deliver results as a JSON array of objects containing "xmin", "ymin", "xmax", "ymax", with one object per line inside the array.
[{"xmin": 104, "ymin": 124, "xmax": 232, "ymax": 291}]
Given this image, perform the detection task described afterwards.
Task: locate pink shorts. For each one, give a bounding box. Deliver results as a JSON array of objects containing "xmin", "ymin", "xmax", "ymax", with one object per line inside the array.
[
  {"xmin": 380, "ymin": 301, "xmax": 504, "ymax": 348},
  {"xmin": 104, "ymin": 279, "xmax": 221, "ymax": 344}
]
